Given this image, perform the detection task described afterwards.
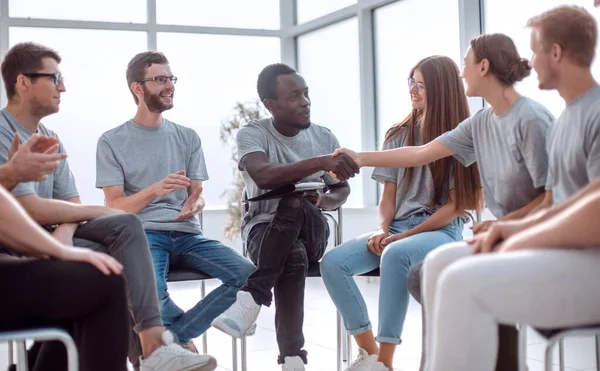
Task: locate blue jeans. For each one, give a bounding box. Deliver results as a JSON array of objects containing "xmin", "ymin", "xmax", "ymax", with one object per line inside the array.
[
  {"xmin": 146, "ymin": 230, "xmax": 256, "ymax": 343},
  {"xmin": 320, "ymin": 212, "xmax": 463, "ymax": 344}
]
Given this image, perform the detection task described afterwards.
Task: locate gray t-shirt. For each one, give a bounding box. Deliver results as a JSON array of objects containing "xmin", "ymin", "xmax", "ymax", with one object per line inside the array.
[
  {"xmin": 372, "ymin": 123, "xmax": 454, "ymax": 221},
  {"xmin": 546, "ymin": 85, "xmax": 600, "ymax": 205},
  {"xmin": 437, "ymin": 97, "xmax": 553, "ymax": 218},
  {"xmin": 0, "ymin": 108, "xmax": 78, "ymax": 200},
  {"xmin": 237, "ymin": 118, "xmax": 340, "ymax": 239},
  {"xmin": 96, "ymin": 119, "xmax": 208, "ymax": 234}
]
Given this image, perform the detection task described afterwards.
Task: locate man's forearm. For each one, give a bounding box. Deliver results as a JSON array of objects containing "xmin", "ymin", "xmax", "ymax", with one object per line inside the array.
[
  {"xmin": 500, "ymin": 191, "xmax": 547, "ymax": 221},
  {"xmin": 250, "ymin": 157, "xmax": 325, "ymax": 189},
  {"xmin": 106, "ymin": 186, "xmax": 156, "ymax": 214},
  {"xmin": 18, "ymin": 195, "xmax": 113, "ymax": 225},
  {"xmin": 524, "ymin": 178, "xmax": 600, "ymax": 228},
  {"xmin": 0, "ymin": 165, "xmax": 18, "ymax": 191},
  {"xmin": 0, "ymin": 187, "xmax": 69, "ymax": 258},
  {"xmin": 506, "ymin": 191, "xmax": 600, "ymax": 251}
]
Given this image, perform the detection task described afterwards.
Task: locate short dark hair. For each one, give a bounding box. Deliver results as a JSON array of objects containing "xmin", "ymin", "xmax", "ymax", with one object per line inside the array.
[
  {"xmin": 256, "ymin": 63, "xmax": 296, "ymax": 102},
  {"xmin": 1, "ymin": 42, "xmax": 61, "ymax": 99},
  {"xmin": 126, "ymin": 51, "xmax": 169, "ymax": 104}
]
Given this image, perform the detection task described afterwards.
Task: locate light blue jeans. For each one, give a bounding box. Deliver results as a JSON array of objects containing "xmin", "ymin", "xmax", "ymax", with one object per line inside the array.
[
  {"xmin": 146, "ymin": 230, "xmax": 256, "ymax": 343},
  {"xmin": 320, "ymin": 212, "xmax": 463, "ymax": 344}
]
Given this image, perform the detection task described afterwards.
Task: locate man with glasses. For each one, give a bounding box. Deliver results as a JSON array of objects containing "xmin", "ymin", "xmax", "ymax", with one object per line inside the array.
[
  {"xmin": 96, "ymin": 51, "xmax": 255, "ymax": 354},
  {"xmin": 0, "ymin": 42, "xmax": 217, "ymax": 371}
]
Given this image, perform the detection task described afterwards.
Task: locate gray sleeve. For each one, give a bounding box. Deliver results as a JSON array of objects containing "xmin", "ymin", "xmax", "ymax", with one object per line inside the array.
[
  {"xmin": 585, "ymin": 116, "xmax": 600, "ymax": 181},
  {"xmin": 545, "ymin": 127, "xmax": 555, "ymax": 191},
  {"xmin": 371, "ymin": 137, "xmax": 400, "ymax": 184},
  {"xmin": 0, "ymin": 127, "xmax": 35, "ymax": 197},
  {"xmin": 436, "ymin": 116, "xmax": 476, "ymax": 167},
  {"xmin": 519, "ymin": 116, "xmax": 550, "ymax": 189},
  {"xmin": 236, "ymin": 126, "xmax": 268, "ymax": 167},
  {"xmin": 51, "ymin": 140, "xmax": 79, "ymax": 200},
  {"xmin": 187, "ymin": 131, "xmax": 209, "ymax": 181},
  {"xmin": 96, "ymin": 135, "xmax": 124, "ymax": 188}
]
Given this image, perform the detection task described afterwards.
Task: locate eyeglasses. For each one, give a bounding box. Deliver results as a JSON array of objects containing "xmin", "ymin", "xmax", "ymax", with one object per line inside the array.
[
  {"xmin": 23, "ymin": 72, "xmax": 64, "ymax": 87},
  {"xmin": 407, "ymin": 77, "xmax": 425, "ymax": 94},
  {"xmin": 138, "ymin": 76, "xmax": 178, "ymax": 85}
]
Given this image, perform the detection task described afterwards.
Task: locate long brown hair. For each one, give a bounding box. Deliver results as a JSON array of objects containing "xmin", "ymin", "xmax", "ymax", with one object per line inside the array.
[{"xmin": 384, "ymin": 55, "xmax": 483, "ymax": 212}]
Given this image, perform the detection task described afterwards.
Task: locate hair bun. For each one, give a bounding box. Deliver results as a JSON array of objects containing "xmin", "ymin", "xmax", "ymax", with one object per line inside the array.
[{"xmin": 506, "ymin": 58, "xmax": 532, "ymax": 84}]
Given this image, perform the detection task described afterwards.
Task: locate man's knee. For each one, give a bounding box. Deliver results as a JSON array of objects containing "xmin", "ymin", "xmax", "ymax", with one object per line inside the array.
[
  {"xmin": 277, "ymin": 194, "xmax": 305, "ymax": 211},
  {"xmin": 407, "ymin": 262, "xmax": 423, "ymax": 304},
  {"xmin": 110, "ymin": 213, "xmax": 144, "ymax": 231},
  {"xmin": 283, "ymin": 246, "xmax": 309, "ymax": 277}
]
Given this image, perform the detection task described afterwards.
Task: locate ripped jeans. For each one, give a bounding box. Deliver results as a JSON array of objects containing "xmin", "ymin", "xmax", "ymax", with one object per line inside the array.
[{"xmin": 242, "ymin": 194, "xmax": 330, "ymax": 364}]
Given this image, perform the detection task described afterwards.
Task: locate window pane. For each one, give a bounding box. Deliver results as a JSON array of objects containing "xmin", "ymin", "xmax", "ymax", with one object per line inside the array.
[
  {"xmin": 157, "ymin": 33, "xmax": 280, "ymax": 207},
  {"xmin": 296, "ymin": 0, "xmax": 356, "ymax": 24},
  {"xmin": 374, "ymin": 0, "xmax": 461, "ymax": 146},
  {"xmin": 9, "ymin": 0, "xmax": 146, "ymax": 23},
  {"xmin": 8, "ymin": 28, "xmax": 147, "ymax": 205},
  {"xmin": 484, "ymin": 0, "xmax": 600, "ymax": 117},
  {"xmin": 157, "ymin": 0, "xmax": 279, "ymax": 29},
  {"xmin": 297, "ymin": 18, "xmax": 363, "ymax": 207}
]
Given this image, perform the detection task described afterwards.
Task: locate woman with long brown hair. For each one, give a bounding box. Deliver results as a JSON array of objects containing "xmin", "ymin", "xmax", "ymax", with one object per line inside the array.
[{"xmin": 320, "ymin": 55, "xmax": 482, "ymax": 371}]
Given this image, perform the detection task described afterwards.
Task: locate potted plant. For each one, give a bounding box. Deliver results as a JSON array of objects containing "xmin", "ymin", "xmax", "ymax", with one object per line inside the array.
[{"xmin": 219, "ymin": 100, "xmax": 268, "ymax": 241}]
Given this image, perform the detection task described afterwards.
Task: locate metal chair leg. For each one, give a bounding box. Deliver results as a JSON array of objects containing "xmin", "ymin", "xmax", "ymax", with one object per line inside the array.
[
  {"xmin": 545, "ymin": 339, "xmax": 555, "ymax": 371},
  {"xmin": 345, "ymin": 332, "xmax": 352, "ymax": 363},
  {"xmin": 559, "ymin": 338, "xmax": 565, "ymax": 371},
  {"xmin": 16, "ymin": 340, "xmax": 28, "ymax": 371},
  {"xmin": 518, "ymin": 325, "xmax": 527, "ymax": 371},
  {"xmin": 241, "ymin": 336, "xmax": 248, "ymax": 371},
  {"xmin": 594, "ymin": 335, "xmax": 600, "ymax": 370},
  {"xmin": 8, "ymin": 340, "xmax": 13, "ymax": 365},
  {"xmin": 201, "ymin": 280, "xmax": 208, "ymax": 354},
  {"xmin": 232, "ymin": 337, "xmax": 238, "ymax": 371}
]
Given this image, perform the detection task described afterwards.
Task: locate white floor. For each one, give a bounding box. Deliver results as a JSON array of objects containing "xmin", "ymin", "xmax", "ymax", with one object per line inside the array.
[{"xmin": 2, "ymin": 277, "xmax": 597, "ymax": 371}]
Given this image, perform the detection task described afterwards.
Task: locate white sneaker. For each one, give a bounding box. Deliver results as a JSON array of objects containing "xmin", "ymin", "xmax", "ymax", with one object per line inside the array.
[
  {"xmin": 211, "ymin": 291, "xmax": 261, "ymax": 338},
  {"xmin": 140, "ymin": 330, "xmax": 217, "ymax": 371},
  {"xmin": 281, "ymin": 355, "xmax": 305, "ymax": 371},
  {"xmin": 345, "ymin": 348, "xmax": 378, "ymax": 371},
  {"xmin": 370, "ymin": 361, "xmax": 391, "ymax": 371}
]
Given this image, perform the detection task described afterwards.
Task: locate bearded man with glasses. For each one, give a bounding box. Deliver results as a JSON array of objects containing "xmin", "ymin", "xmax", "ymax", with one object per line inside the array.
[{"xmin": 96, "ymin": 51, "xmax": 255, "ymax": 367}]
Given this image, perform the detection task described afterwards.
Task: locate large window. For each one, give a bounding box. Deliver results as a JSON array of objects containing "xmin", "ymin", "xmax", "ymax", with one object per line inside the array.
[
  {"xmin": 9, "ymin": 0, "xmax": 146, "ymax": 22},
  {"xmin": 374, "ymin": 0, "xmax": 462, "ymax": 146},
  {"xmin": 484, "ymin": 0, "xmax": 600, "ymax": 117},
  {"xmin": 296, "ymin": 0, "xmax": 357, "ymax": 24},
  {"xmin": 157, "ymin": 0, "xmax": 280, "ymax": 29},
  {"xmin": 297, "ymin": 18, "xmax": 363, "ymax": 207},
  {"xmin": 157, "ymin": 33, "xmax": 280, "ymax": 207},
  {"xmin": 9, "ymin": 28, "xmax": 147, "ymax": 205}
]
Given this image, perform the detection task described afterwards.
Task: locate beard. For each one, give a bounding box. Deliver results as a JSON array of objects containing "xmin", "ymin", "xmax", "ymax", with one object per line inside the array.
[
  {"xmin": 29, "ymin": 96, "xmax": 58, "ymax": 118},
  {"xmin": 143, "ymin": 86, "xmax": 174, "ymax": 113}
]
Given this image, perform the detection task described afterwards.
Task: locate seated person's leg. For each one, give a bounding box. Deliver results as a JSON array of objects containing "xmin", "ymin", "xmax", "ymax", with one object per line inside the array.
[
  {"xmin": 412, "ymin": 251, "xmax": 519, "ymax": 371},
  {"xmin": 428, "ymin": 247, "xmax": 600, "ymax": 371},
  {"xmin": 166, "ymin": 232, "xmax": 254, "ymax": 344},
  {"xmin": 72, "ymin": 214, "xmax": 217, "ymax": 371},
  {"xmin": 276, "ymin": 196, "xmax": 329, "ymax": 368},
  {"xmin": 145, "ymin": 231, "xmax": 185, "ymax": 328},
  {"xmin": 212, "ymin": 194, "xmax": 312, "ymax": 337},
  {"xmin": 274, "ymin": 243, "xmax": 309, "ymax": 367},
  {"xmin": 0, "ymin": 257, "xmax": 129, "ymax": 371}
]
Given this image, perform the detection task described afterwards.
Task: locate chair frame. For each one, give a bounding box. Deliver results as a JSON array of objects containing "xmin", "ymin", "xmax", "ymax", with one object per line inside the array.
[
  {"xmin": 2, "ymin": 328, "xmax": 78, "ymax": 371},
  {"xmin": 543, "ymin": 326, "xmax": 600, "ymax": 371}
]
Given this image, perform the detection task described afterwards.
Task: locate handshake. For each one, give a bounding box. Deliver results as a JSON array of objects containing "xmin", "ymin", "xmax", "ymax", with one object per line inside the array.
[{"xmin": 321, "ymin": 147, "xmax": 363, "ymax": 181}]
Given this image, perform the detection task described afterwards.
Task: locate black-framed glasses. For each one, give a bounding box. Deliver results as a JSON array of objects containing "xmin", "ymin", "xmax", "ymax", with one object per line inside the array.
[
  {"xmin": 407, "ymin": 77, "xmax": 425, "ymax": 94},
  {"xmin": 138, "ymin": 76, "xmax": 177, "ymax": 85},
  {"xmin": 23, "ymin": 72, "xmax": 64, "ymax": 87}
]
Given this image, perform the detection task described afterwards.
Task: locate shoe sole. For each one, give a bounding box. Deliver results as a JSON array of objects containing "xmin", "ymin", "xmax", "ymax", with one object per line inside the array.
[
  {"xmin": 211, "ymin": 319, "xmax": 243, "ymax": 338},
  {"xmin": 174, "ymin": 357, "xmax": 218, "ymax": 371}
]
